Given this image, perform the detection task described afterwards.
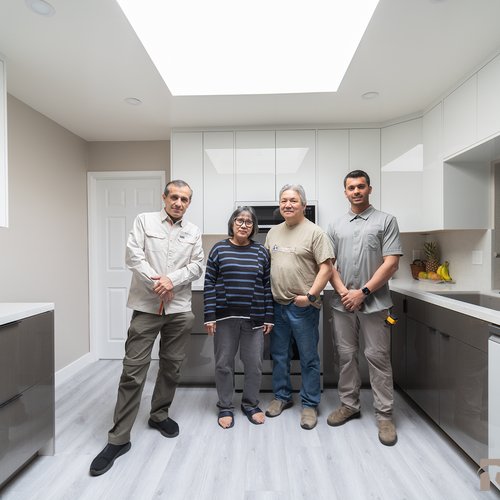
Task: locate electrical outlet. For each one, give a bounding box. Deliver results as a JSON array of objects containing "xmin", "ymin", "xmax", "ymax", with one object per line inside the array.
[
  {"xmin": 472, "ymin": 250, "xmax": 483, "ymax": 265},
  {"xmin": 412, "ymin": 249, "xmax": 422, "ymax": 261}
]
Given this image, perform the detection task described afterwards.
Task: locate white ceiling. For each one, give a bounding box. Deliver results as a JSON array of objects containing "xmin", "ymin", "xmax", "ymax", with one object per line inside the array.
[{"xmin": 1, "ymin": 0, "xmax": 500, "ymax": 142}]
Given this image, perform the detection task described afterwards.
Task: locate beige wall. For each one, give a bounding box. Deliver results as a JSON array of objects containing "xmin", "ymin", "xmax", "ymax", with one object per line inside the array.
[
  {"xmin": 88, "ymin": 140, "xmax": 170, "ymax": 174},
  {"xmin": 0, "ymin": 95, "xmax": 89, "ymax": 370}
]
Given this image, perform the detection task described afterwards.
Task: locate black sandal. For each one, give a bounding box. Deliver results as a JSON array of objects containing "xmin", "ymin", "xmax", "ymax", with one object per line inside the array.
[
  {"xmin": 218, "ymin": 410, "xmax": 234, "ymax": 429},
  {"xmin": 241, "ymin": 405, "xmax": 264, "ymax": 425}
]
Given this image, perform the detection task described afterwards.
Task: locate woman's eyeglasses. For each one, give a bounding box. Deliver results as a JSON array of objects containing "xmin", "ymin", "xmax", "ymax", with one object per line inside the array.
[{"xmin": 234, "ymin": 218, "xmax": 254, "ymax": 227}]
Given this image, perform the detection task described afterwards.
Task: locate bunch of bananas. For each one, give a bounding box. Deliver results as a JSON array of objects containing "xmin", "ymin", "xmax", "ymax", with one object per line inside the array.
[{"xmin": 436, "ymin": 261, "xmax": 453, "ymax": 281}]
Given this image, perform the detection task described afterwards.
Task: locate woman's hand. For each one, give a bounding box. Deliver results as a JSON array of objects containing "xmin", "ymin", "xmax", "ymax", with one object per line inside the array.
[
  {"xmin": 205, "ymin": 322, "xmax": 216, "ymax": 336},
  {"xmin": 263, "ymin": 323, "xmax": 273, "ymax": 335}
]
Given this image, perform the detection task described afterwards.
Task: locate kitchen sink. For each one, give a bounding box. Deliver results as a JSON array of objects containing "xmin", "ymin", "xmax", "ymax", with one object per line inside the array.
[{"xmin": 429, "ymin": 291, "xmax": 500, "ymax": 311}]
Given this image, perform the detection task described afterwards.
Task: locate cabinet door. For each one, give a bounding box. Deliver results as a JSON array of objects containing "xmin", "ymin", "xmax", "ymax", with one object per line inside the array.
[
  {"xmin": 443, "ymin": 75, "xmax": 477, "ymax": 158},
  {"xmin": 171, "ymin": 132, "xmax": 203, "ymax": 230},
  {"xmin": 203, "ymin": 131, "xmax": 234, "ymax": 234},
  {"xmin": 440, "ymin": 334, "xmax": 487, "ymax": 464},
  {"xmin": 350, "ymin": 129, "xmax": 381, "ymax": 210},
  {"xmin": 477, "ymin": 53, "xmax": 500, "ymax": 142},
  {"xmin": 381, "ymin": 118, "xmax": 423, "ymax": 232},
  {"xmin": 235, "ymin": 131, "xmax": 275, "ymax": 201},
  {"xmin": 390, "ymin": 293, "xmax": 407, "ymax": 390},
  {"xmin": 276, "ymin": 130, "xmax": 316, "ymax": 201},
  {"xmin": 422, "ymin": 103, "xmax": 444, "ymax": 230},
  {"xmin": 316, "ymin": 129, "xmax": 348, "ymax": 229},
  {"xmin": 406, "ymin": 318, "xmax": 439, "ymax": 423}
]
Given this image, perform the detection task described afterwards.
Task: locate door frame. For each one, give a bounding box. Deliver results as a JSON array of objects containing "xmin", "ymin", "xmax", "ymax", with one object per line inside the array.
[{"xmin": 87, "ymin": 171, "xmax": 166, "ymax": 358}]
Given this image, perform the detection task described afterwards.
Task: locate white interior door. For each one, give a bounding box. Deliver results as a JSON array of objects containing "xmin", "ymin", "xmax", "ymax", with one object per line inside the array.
[{"xmin": 88, "ymin": 171, "xmax": 166, "ymax": 359}]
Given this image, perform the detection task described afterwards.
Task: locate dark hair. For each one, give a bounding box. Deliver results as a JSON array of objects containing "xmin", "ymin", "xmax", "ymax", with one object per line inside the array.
[
  {"xmin": 164, "ymin": 180, "xmax": 193, "ymax": 200},
  {"xmin": 227, "ymin": 206, "xmax": 258, "ymax": 239},
  {"xmin": 343, "ymin": 170, "xmax": 371, "ymax": 188}
]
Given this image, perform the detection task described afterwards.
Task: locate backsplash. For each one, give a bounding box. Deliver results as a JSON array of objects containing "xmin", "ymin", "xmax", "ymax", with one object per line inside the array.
[{"xmin": 396, "ymin": 230, "xmax": 493, "ymax": 290}]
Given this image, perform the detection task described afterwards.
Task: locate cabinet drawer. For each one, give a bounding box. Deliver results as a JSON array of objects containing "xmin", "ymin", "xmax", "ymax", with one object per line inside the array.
[
  {"xmin": 0, "ymin": 380, "xmax": 54, "ymax": 486},
  {"xmin": 180, "ymin": 334, "xmax": 215, "ymax": 385},
  {"xmin": 0, "ymin": 320, "xmax": 21, "ymax": 403}
]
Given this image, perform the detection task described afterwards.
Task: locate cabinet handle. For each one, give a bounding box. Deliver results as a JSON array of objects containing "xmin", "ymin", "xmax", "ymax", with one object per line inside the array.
[
  {"xmin": 0, "ymin": 320, "xmax": 22, "ymax": 330},
  {"xmin": 440, "ymin": 331, "xmax": 450, "ymax": 339},
  {"xmin": 0, "ymin": 393, "xmax": 22, "ymax": 410}
]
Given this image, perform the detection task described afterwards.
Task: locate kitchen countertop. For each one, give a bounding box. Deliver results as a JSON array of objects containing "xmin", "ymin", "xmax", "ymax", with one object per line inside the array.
[
  {"xmin": 389, "ymin": 279, "xmax": 500, "ymax": 325},
  {"xmin": 0, "ymin": 303, "xmax": 55, "ymax": 326}
]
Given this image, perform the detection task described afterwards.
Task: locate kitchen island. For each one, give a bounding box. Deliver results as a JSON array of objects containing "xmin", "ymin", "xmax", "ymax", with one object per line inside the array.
[{"xmin": 0, "ymin": 303, "xmax": 55, "ymax": 487}]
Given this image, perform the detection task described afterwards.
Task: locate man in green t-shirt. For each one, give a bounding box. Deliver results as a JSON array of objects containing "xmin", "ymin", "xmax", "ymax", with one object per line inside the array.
[{"xmin": 264, "ymin": 184, "xmax": 333, "ymax": 430}]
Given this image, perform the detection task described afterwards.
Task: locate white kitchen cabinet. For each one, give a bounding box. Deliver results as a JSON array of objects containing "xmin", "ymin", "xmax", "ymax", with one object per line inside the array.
[
  {"xmin": 350, "ymin": 128, "xmax": 381, "ymax": 210},
  {"xmin": 381, "ymin": 118, "xmax": 423, "ymax": 232},
  {"xmin": 171, "ymin": 132, "xmax": 203, "ymax": 230},
  {"xmin": 276, "ymin": 130, "xmax": 316, "ymax": 201},
  {"xmin": 316, "ymin": 129, "xmax": 349, "ymax": 229},
  {"xmin": 477, "ymin": 53, "xmax": 500, "ymax": 143},
  {"xmin": 235, "ymin": 130, "xmax": 275, "ymax": 202},
  {"xmin": 443, "ymin": 75, "xmax": 477, "ymax": 158},
  {"xmin": 0, "ymin": 57, "xmax": 7, "ymax": 228},
  {"xmin": 422, "ymin": 102, "xmax": 444, "ymax": 230},
  {"xmin": 203, "ymin": 131, "xmax": 234, "ymax": 233}
]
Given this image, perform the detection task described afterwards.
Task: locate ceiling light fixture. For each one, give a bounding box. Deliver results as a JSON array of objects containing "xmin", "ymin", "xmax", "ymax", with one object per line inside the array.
[
  {"xmin": 25, "ymin": 0, "xmax": 56, "ymax": 17},
  {"xmin": 124, "ymin": 97, "xmax": 142, "ymax": 106},
  {"xmin": 116, "ymin": 0, "xmax": 380, "ymax": 96},
  {"xmin": 362, "ymin": 91, "xmax": 379, "ymax": 100}
]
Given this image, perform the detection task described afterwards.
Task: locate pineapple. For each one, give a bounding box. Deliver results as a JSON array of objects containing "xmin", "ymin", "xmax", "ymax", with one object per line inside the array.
[{"xmin": 424, "ymin": 241, "xmax": 440, "ymax": 273}]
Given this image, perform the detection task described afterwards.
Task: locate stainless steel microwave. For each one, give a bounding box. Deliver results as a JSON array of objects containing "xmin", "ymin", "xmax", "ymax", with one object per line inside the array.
[{"xmin": 234, "ymin": 201, "xmax": 317, "ymax": 232}]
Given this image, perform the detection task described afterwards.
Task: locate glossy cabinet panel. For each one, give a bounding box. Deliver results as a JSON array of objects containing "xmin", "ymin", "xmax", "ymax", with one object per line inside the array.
[
  {"xmin": 276, "ymin": 130, "xmax": 316, "ymax": 201},
  {"xmin": 203, "ymin": 131, "xmax": 234, "ymax": 234},
  {"xmin": 235, "ymin": 131, "xmax": 275, "ymax": 202},
  {"xmin": 0, "ymin": 311, "xmax": 54, "ymax": 487},
  {"xmin": 477, "ymin": 53, "xmax": 500, "ymax": 142},
  {"xmin": 392, "ymin": 291, "xmax": 489, "ymax": 465},
  {"xmin": 390, "ymin": 292, "xmax": 407, "ymax": 390}
]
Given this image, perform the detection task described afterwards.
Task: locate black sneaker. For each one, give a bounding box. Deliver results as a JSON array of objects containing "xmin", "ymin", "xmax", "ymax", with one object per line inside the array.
[
  {"xmin": 148, "ymin": 417, "xmax": 179, "ymax": 438},
  {"xmin": 89, "ymin": 442, "xmax": 131, "ymax": 476}
]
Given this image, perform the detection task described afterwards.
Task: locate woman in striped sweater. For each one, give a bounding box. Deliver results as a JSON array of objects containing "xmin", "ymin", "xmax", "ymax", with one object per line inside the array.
[{"xmin": 204, "ymin": 206, "xmax": 274, "ymax": 428}]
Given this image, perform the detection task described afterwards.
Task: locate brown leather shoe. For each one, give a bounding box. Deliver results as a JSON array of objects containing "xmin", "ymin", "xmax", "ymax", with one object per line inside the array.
[
  {"xmin": 378, "ymin": 420, "xmax": 398, "ymax": 446},
  {"xmin": 265, "ymin": 398, "xmax": 293, "ymax": 417},
  {"xmin": 326, "ymin": 405, "xmax": 361, "ymax": 427},
  {"xmin": 300, "ymin": 407, "xmax": 318, "ymax": 430}
]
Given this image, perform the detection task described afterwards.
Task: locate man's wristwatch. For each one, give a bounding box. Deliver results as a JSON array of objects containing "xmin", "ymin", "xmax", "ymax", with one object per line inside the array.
[
  {"xmin": 306, "ymin": 293, "xmax": 317, "ymax": 303},
  {"xmin": 361, "ymin": 287, "xmax": 371, "ymax": 296}
]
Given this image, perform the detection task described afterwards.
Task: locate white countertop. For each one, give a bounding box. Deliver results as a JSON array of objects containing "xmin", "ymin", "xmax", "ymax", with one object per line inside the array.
[
  {"xmin": 389, "ymin": 279, "xmax": 500, "ymax": 325},
  {"xmin": 0, "ymin": 303, "xmax": 55, "ymax": 326}
]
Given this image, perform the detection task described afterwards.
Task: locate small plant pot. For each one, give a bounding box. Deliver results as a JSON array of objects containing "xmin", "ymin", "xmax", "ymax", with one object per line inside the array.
[{"xmin": 410, "ymin": 264, "xmax": 425, "ymax": 280}]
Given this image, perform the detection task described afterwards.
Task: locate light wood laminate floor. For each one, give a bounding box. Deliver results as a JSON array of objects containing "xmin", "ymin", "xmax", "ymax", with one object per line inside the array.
[{"xmin": 1, "ymin": 360, "xmax": 499, "ymax": 500}]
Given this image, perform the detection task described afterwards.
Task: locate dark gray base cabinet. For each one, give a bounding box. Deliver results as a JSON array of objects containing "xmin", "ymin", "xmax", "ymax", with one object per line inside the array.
[
  {"xmin": 0, "ymin": 311, "xmax": 55, "ymax": 488},
  {"xmin": 391, "ymin": 292, "xmax": 488, "ymax": 465}
]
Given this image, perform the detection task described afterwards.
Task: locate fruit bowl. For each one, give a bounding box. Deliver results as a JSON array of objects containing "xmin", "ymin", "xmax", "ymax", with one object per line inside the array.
[{"xmin": 417, "ymin": 277, "xmax": 456, "ymax": 284}]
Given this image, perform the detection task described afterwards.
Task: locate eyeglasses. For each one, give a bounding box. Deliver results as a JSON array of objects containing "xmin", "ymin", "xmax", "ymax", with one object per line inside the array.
[{"xmin": 234, "ymin": 218, "xmax": 254, "ymax": 227}]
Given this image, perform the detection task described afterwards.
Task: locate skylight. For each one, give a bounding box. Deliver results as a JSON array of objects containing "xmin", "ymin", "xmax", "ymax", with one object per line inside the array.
[{"xmin": 116, "ymin": 0, "xmax": 379, "ymax": 96}]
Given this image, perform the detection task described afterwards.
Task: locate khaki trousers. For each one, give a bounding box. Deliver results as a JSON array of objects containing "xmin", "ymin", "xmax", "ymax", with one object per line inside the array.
[
  {"xmin": 108, "ymin": 310, "xmax": 194, "ymax": 445},
  {"xmin": 331, "ymin": 308, "xmax": 393, "ymax": 420}
]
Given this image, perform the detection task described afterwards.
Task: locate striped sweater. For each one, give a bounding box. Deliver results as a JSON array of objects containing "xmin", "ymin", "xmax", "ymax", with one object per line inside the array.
[{"xmin": 204, "ymin": 239, "xmax": 274, "ymax": 325}]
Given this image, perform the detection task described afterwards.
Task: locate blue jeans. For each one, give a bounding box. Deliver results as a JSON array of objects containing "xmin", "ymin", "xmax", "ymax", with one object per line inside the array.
[{"xmin": 270, "ymin": 302, "xmax": 321, "ymax": 407}]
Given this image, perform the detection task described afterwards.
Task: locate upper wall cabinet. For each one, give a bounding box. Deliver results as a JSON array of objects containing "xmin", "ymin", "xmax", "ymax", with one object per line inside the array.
[
  {"xmin": 171, "ymin": 132, "xmax": 203, "ymax": 230},
  {"xmin": 477, "ymin": 53, "xmax": 500, "ymax": 143},
  {"xmin": 235, "ymin": 131, "xmax": 275, "ymax": 202},
  {"xmin": 276, "ymin": 130, "xmax": 316, "ymax": 201},
  {"xmin": 316, "ymin": 129, "xmax": 349, "ymax": 229},
  {"xmin": 443, "ymin": 75, "xmax": 477, "ymax": 158},
  {"xmin": 0, "ymin": 57, "xmax": 7, "ymax": 228},
  {"xmin": 422, "ymin": 103, "xmax": 444, "ymax": 230},
  {"xmin": 381, "ymin": 118, "xmax": 423, "ymax": 232},
  {"xmin": 350, "ymin": 129, "xmax": 381, "ymax": 210},
  {"xmin": 203, "ymin": 131, "xmax": 234, "ymax": 233}
]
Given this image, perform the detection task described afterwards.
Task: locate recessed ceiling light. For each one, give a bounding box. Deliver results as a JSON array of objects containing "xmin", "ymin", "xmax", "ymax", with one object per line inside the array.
[
  {"xmin": 362, "ymin": 91, "xmax": 379, "ymax": 100},
  {"xmin": 25, "ymin": 0, "xmax": 56, "ymax": 17},
  {"xmin": 124, "ymin": 97, "xmax": 142, "ymax": 106},
  {"xmin": 116, "ymin": 0, "xmax": 380, "ymax": 96}
]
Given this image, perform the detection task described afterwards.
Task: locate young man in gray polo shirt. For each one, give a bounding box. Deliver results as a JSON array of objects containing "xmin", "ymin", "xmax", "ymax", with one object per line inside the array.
[{"xmin": 327, "ymin": 170, "xmax": 402, "ymax": 446}]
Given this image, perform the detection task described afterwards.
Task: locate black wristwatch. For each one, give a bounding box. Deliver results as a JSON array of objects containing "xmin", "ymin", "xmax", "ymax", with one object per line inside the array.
[
  {"xmin": 306, "ymin": 293, "xmax": 317, "ymax": 303},
  {"xmin": 361, "ymin": 287, "xmax": 371, "ymax": 296}
]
